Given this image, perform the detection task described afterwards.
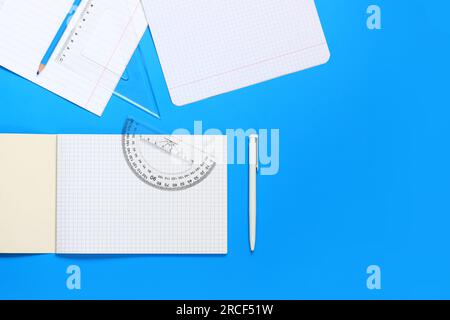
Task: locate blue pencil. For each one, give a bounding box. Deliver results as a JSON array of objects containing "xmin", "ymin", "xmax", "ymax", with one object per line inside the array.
[{"xmin": 37, "ymin": 0, "xmax": 82, "ymax": 75}]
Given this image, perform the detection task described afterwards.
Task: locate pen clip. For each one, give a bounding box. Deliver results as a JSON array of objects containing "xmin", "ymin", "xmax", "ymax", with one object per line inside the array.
[{"xmin": 250, "ymin": 134, "xmax": 259, "ymax": 171}]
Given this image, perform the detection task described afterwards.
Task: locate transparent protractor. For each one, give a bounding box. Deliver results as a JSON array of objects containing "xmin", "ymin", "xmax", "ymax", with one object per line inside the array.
[{"xmin": 122, "ymin": 119, "xmax": 216, "ymax": 191}]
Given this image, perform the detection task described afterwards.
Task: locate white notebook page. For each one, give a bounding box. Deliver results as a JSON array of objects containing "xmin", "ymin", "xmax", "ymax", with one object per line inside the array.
[
  {"xmin": 56, "ymin": 135, "xmax": 228, "ymax": 254},
  {"xmin": 0, "ymin": 0, "xmax": 147, "ymax": 115},
  {"xmin": 142, "ymin": 0, "xmax": 330, "ymax": 106}
]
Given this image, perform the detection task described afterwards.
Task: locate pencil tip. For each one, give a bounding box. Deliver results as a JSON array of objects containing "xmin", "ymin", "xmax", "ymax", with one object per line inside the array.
[{"xmin": 37, "ymin": 64, "xmax": 45, "ymax": 76}]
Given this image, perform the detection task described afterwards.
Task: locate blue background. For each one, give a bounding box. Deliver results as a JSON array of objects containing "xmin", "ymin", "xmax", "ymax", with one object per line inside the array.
[{"xmin": 1, "ymin": 0, "xmax": 450, "ymax": 299}]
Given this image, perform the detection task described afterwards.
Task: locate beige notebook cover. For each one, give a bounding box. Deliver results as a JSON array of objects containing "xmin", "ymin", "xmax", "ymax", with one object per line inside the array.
[{"xmin": 0, "ymin": 135, "xmax": 56, "ymax": 253}]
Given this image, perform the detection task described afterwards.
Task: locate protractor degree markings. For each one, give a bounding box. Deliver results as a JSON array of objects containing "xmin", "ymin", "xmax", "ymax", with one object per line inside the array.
[{"xmin": 122, "ymin": 119, "xmax": 216, "ymax": 191}]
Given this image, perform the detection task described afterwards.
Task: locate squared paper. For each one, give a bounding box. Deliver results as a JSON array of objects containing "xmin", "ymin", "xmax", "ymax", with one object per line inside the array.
[
  {"xmin": 141, "ymin": 0, "xmax": 330, "ymax": 106},
  {"xmin": 56, "ymin": 135, "xmax": 227, "ymax": 254}
]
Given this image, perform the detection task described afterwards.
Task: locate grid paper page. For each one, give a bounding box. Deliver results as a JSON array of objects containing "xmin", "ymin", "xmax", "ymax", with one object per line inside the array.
[
  {"xmin": 0, "ymin": 0, "xmax": 147, "ymax": 115},
  {"xmin": 56, "ymin": 135, "xmax": 227, "ymax": 254},
  {"xmin": 142, "ymin": 0, "xmax": 330, "ymax": 106}
]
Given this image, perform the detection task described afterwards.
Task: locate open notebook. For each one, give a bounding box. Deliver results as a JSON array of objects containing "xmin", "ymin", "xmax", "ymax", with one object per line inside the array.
[
  {"xmin": 141, "ymin": 0, "xmax": 330, "ymax": 106},
  {"xmin": 0, "ymin": 0, "xmax": 147, "ymax": 115},
  {"xmin": 0, "ymin": 131, "xmax": 228, "ymax": 254}
]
